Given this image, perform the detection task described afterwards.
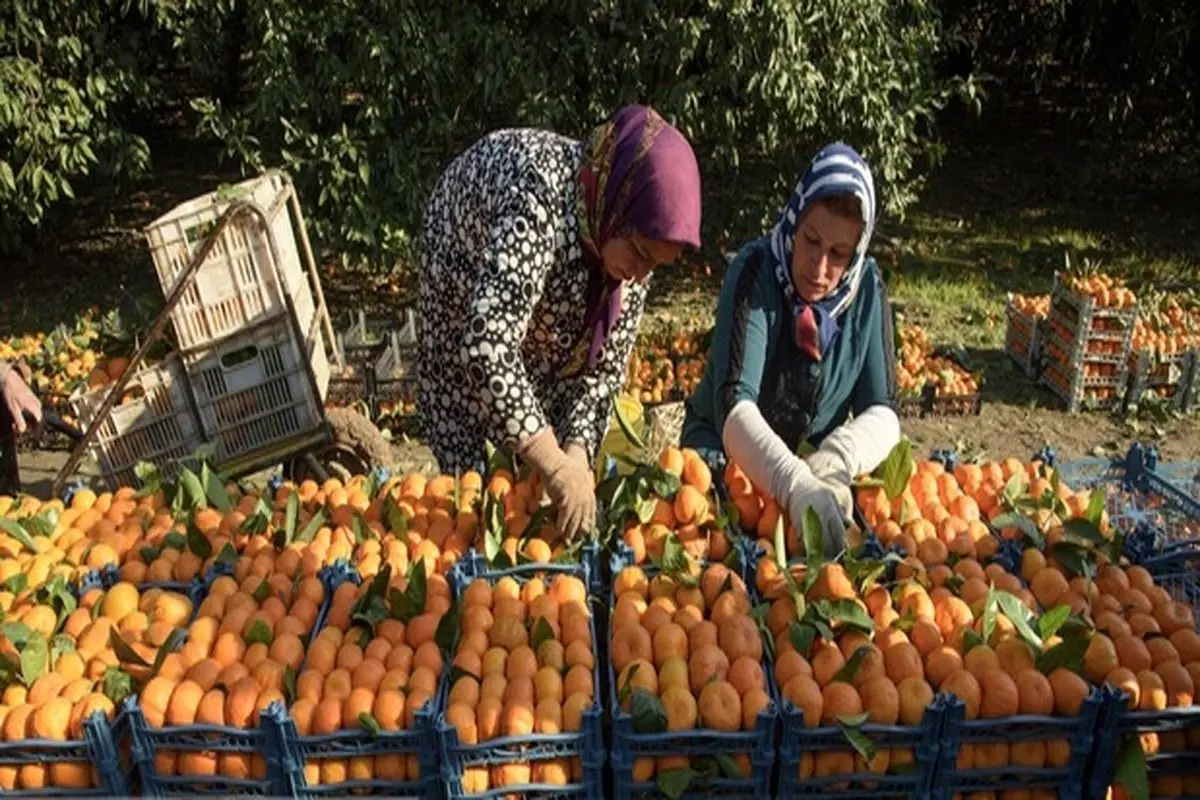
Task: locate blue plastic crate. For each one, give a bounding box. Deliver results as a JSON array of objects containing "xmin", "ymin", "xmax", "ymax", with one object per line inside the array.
[
  {"xmin": 1056, "ymin": 445, "xmax": 1200, "ymax": 561},
  {"xmin": 273, "ymin": 699, "xmax": 440, "ymax": 798},
  {"xmin": 0, "ymin": 707, "xmax": 132, "ymax": 796},
  {"xmin": 931, "ymin": 689, "xmax": 1105, "ymax": 800},
  {"xmin": 776, "ymin": 694, "xmax": 947, "ymax": 799},
  {"xmin": 127, "ymin": 561, "xmax": 357, "ymax": 796},
  {"xmin": 608, "ymin": 664, "xmax": 778, "ymax": 799},
  {"xmin": 127, "ymin": 695, "xmax": 290, "ymax": 796},
  {"xmin": 1086, "ymin": 684, "xmax": 1200, "ymax": 799},
  {"xmin": 605, "ymin": 549, "xmax": 776, "ymax": 800},
  {"xmin": 437, "ymin": 561, "xmax": 606, "ymax": 800}
]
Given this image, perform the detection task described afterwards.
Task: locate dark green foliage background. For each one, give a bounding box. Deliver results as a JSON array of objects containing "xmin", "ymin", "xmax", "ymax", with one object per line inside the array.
[{"xmin": 1, "ymin": 0, "xmax": 1195, "ymax": 268}]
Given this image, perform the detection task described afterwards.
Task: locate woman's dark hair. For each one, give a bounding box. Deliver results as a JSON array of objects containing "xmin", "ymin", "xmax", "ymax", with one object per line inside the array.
[{"xmin": 814, "ymin": 194, "xmax": 863, "ymax": 223}]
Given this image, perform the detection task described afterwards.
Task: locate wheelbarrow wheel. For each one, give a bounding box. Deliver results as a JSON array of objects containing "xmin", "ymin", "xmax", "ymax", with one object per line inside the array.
[{"xmin": 284, "ymin": 407, "xmax": 392, "ymax": 484}]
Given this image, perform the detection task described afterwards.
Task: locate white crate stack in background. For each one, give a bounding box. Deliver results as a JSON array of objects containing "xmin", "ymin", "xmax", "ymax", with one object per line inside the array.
[
  {"xmin": 68, "ymin": 170, "xmax": 333, "ymax": 485},
  {"xmin": 67, "ymin": 355, "xmax": 204, "ymax": 488},
  {"xmin": 182, "ymin": 316, "xmax": 325, "ymax": 466},
  {"xmin": 144, "ymin": 171, "xmax": 318, "ymax": 352}
]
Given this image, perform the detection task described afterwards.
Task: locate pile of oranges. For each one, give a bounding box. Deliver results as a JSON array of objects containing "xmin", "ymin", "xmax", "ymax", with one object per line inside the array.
[
  {"xmin": 734, "ymin": 450, "xmax": 1195, "ymax": 798},
  {"xmin": 623, "ymin": 330, "xmax": 709, "ymax": 405},
  {"xmin": 616, "ymin": 446, "xmax": 731, "ymax": 566},
  {"xmin": 1010, "ymin": 294, "xmax": 1051, "ymax": 321},
  {"xmin": 4, "ymin": 436, "xmax": 1200, "ymax": 797},
  {"xmin": 1062, "ymin": 273, "xmax": 1138, "ymax": 311},
  {"xmin": 895, "ymin": 324, "xmax": 979, "ymax": 403},
  {"xmin": 0, "ymin": 311, "xmax": 105, "ymax": 405}
]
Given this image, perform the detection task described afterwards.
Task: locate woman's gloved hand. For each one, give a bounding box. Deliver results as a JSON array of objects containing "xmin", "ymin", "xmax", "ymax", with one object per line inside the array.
[
  {"xmin": 723, "ymin": 400, "xmax": 851, "ymax": 558},
  {"xmin": 805, "ymin": 404, "xmax": 904, "ymax": 527},
  {"xmin": 519, "ymin": 427, "xmax": 597, "ymax": 542},
  {"xmin": 806, "ymin": 450, "xmax": 855, "ymax": 522},
  {"xmin": 784, "ymin": 464, "xmax": 852, "ymax": 558}
]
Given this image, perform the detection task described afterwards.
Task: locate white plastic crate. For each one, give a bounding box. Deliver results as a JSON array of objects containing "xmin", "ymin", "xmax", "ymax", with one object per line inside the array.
[
  {"xmin": 182, "ymin": 316, "xmax": 329, "ymax": 466},
  {"xmin": 143, "ymin": 171, "xmax": 317, "ymax": 351},
  {"xmin": 67, "ymin": 355, "xmax": 203, "ymax": 488}
]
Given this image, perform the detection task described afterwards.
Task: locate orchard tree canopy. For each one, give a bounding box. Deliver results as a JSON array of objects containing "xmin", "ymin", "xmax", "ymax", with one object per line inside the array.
[{"xmin": 1, "ymin": 0, "xmax": 1196, "ymax": 269}]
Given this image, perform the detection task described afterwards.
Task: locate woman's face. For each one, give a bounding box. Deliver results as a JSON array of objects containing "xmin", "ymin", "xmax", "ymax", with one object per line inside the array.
[
  {"xmin": 791, "ymin": 203, "xmax": 863, "ymax": 303},
  {"xmin": 601, "ymin": 232, "xmax": 683, "ymax": 284}
]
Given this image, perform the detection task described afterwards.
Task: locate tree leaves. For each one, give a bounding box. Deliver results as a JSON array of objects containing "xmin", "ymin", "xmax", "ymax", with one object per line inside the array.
[
  {"xmin": 293, "ymin": 508, "xmax": 327, "ymax": 545},
  {"xmin": 245, "ymin": 620, "xmax": 274, "ymax": 646},
  {"xmin": 0, "ymin": 517, "xmax": 38, "ymax": 553},
  {"xmin": 531, "ymin": 617, "xmax": 554, "ymax": 653},
  {"xmin": 629, "ymin": 688, "xmax": 667, "ymax": 734},
  {"xmin": 832, "ymin": 646, "xmax": 871, "ymax": 684},
  {"xmin": 1113, "ymin": 736, "xmax": 1149, "ymax": 800},
  {"xmin": 1038, "ymin": 605, "xmax": 1072, "ymax": 640},
  {"xmin": 871, "ymin": 438, "xmax": 914, "ymax": 500},
  {"xmin": 836, "ymin": 712, "xmax": 876, "ymax": 763},
  {"xmin": 389, "ymin": 560, "xmax": 427, "ymax": 623}
]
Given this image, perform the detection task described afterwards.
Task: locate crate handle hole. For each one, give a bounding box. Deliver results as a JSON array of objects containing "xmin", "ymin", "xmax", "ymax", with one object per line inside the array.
[{"xmin": 221, "ymin": 344, "xmax": 261, "ymax": 371}]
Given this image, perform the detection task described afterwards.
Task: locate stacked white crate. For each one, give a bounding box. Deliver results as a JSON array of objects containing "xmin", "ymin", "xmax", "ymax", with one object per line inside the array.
[{"xmin": 69, "ymin": 171, "xmax": 331, "ymax": 483}]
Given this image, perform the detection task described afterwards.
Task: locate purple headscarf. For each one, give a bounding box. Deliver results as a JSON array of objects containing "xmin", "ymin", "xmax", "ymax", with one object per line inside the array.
[{"xmin": 561, "ymin": 105, "xmax": 702, "ymax": 377}]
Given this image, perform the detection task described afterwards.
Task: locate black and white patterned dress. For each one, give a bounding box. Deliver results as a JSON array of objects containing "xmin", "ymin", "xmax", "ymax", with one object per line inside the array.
[{"xmin": 416, "ymin": 128, "xmax": 647, "ymax": 473}]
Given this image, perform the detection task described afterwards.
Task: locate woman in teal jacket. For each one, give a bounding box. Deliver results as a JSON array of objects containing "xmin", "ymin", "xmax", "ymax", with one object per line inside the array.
[{"xmin": 681, "ymin": 143, "xmax": 900, "ymax": 556}]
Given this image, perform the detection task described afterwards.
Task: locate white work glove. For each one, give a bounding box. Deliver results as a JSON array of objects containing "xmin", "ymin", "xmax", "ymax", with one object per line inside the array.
[
  {"xmin": 722, "ymin": 401, "xmax": 847, "ymax": 558},
  {"xmin": 807, "ymin": 404, "xmax": 903, "ymax": 524}
]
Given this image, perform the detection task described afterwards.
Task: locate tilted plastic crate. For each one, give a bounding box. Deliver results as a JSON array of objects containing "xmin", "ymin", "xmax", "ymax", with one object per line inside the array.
[
  {"xmin": 1004, "ymin": 294, "xmax": 1046, "ymax": 378},
  {"xmin": 1179, "ymin": 350, "xmax": 1200, "ymax": 413},
  {"xmin": 437, "ymin": 561, "xmax": 606, "ymax": 799},
  {"xmin": 1124, "ymin": 348, "xmax": 1190, "ymax": 412},
  {"xmin": 66, "ymin": 354, "xmax": 204, "ymax": 490},
  {"xmin": 1054, "ymin": 444, "xmax": 1200, "ymax": 562},
  {"xmin": 181, "ymin": 315, "xmax": 328, "ymax": 470},
  {"xmin": 0, "ymin": 708, "xmax": 133, "ymax": 797},
  {"xmin": 144, "ymin": 171, "xmax": 318, "ymax": 353}
]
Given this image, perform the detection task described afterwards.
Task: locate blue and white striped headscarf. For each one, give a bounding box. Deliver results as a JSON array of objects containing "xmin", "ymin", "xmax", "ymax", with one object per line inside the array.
[{"xmin": 768, "ymin": 143, "xmax": 877, "ymax": 354}]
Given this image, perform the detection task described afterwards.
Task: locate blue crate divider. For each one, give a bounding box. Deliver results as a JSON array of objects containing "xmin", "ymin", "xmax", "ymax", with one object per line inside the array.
[
  {"xmin": 0, "ymin": 707, "xmax": 132, "ymax": 797},
  {"xmin": 272, "ymin": 697, "xmax": 440, "ymax": 798},
  {"xmin": 776, "ymin": 694, "xmax": 948, "ymax": 800},
  {"xmin": 931, "ymin": 689, "xmax": 1105, "ymax": 800},
  {"xmin": 457, "ymin": 541, "xmax": 603, "ymax": 596},
  {"xmin": 1152, "ymin": 460, "xmax": 1200, "ymax": 507},
  {"xmin": 436, "ymin": 560, "xmax": 606, "ymax": 800},
  {"xmin": 1051, "ymin": 444, "xmax": 1200, "ymax": 561},
  {"xmin": 1086, "ymin": 684, "xmax": 1200, "ymax": 799},
  {"xmin": 71, "ymin": 563, "xmax": 121, "ymax": 597}
]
